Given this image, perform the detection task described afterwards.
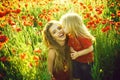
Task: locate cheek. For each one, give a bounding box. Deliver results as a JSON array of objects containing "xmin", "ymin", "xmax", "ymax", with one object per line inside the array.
[{"xmin": 51, "ymin": 34, "xmax": 57, "ymax": 40}]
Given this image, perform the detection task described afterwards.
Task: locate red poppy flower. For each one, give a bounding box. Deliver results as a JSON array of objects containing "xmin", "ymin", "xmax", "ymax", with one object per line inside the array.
[
  {"xmin": 25, "ymin": 3, "xmax": 28, "ymax": 8},
  {"xmin": 109, "ymin": 20, "xmax": 115, "ymax": 25},
  {"xmin": 0, "ymin": 35, "xmax": 9, "ymax": 44},
  {"xmin": 8, "ymin": 19, "xmax": 16, "ymax": 25},
  {"xmin": 33, "ymin": 55, "xmax": 39, "ymax": 62},
  {"xmin": 38, "ymin": 21, "xmax": 43, "ymax": 26},
  {"xmin": 111, "ymin": 13, "xmax": 115, "ymax": 18},
  {"xmin": 102, "ymin": 20, "xmax": 107, "ymax": 24},
  {"xmin": 79, "ymin": 2, "xmax": 84, "ymax": 6},
  {"xmin": 116, "ymin": 10, "xmax": 120, "ymax": 17},
  {"xmin": 0, "ymin": 11, "xmax": 6, "ymax": 17},
  {"xmin": 0, "ymin": 44, "xmax": 3, "ymax": 50},
  {"xmin": 95, "ymin": 19, "xmax": 100, "ymax": 24},
  {"xmin": 28, "ymin": 62, "xmax": 33, "ymax": 68},
  {"xmin": 0, "ymin": 56, "xmax": 7, "ymax": 62},
  {"xmin": 20, "ymin": 53, "xmax": 26, "ymax": 60},
  {"xmin": 115, "ymin": 22, "xmax": 120, "ymax": 28},
  {"xmin": 12, "ymin": 8, "xmax": 21, "ymax": 14},
  {"xmin": 85, "ymin": 12, "xmax": 91, "ymax": 18},
  {"xmin": 88, "ymin": 5, "xmax": 93, "ymax": 11},
  {"xmin": 34, "ymin": 48, "xmax": 42, "ymax": 53},
  {"xmin": 110, "ymin": 3, "xmax": 114, "ymax": 7},
  {"xmin": 102, "ymin": 26, "xmax": 111, "ymax": 32},
  {"xmin": 16, "ymin": 28, "xmax": 22, "ymax": 32},
  {"xmin": 21, "ymin": 15, "xmax": 27, "ymax": 20}
]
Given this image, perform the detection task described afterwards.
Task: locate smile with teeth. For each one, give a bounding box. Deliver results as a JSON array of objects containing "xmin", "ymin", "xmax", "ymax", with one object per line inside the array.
[{"xmin": 59, "ymin": 33, "xmax": 64, "ymax": 37}]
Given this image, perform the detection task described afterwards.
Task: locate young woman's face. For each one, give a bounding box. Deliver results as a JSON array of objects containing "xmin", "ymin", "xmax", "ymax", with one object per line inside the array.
[{"xmin": 49, "ymin": 23, "xmax": 66, "ymax": 42}]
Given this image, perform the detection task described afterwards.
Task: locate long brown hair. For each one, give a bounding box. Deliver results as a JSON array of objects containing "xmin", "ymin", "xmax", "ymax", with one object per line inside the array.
[{"xmin": 42, "ymin": 20, "xmax": 71, "ymax": 72}]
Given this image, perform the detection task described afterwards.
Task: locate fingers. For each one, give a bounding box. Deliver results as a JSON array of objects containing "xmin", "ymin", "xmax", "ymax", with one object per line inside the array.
[
  {"xmin": 71, "ymin": 52, "xmax": 78, "ymax": 60},
  {"xmin": 71, "ymin": 53, "xmax": 76, "ymax": 60}
]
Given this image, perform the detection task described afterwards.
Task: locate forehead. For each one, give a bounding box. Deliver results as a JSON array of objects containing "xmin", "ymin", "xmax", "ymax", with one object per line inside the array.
[{"xmin": 49, "ymin": 23, "xmax": 61, "ymax": 31}]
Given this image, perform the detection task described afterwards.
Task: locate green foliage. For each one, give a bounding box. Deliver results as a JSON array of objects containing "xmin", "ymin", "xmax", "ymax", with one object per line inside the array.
[{"xmin": 0, "ymin": 0, "xmax": 120, "ymax": 80}]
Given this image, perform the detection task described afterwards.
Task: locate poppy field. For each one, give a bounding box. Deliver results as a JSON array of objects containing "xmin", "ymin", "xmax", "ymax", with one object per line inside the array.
[{"xmin": 0, "ymin": 0, "xmax": 120, "ymax": 80}]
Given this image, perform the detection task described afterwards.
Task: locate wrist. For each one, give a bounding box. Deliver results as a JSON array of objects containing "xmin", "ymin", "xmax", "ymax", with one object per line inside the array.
[{"xmin": 76, "ymin": 51, "xmax": 80, "ymax": 57}]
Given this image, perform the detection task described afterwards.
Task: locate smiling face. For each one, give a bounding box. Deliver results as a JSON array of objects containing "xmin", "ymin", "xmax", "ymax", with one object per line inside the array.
[{"xmin": 49, "ymin": 23, "xmax": 66, "ymax": 42}]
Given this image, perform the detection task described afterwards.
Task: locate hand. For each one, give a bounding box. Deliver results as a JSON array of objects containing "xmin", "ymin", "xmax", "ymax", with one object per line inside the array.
[
  {"xmin": 71, "ymin": 52, "xmax": 79, "ymax": 60},
  {"xmin": 51, "ymin": 74, "xmax": 56, "ymax": 80},
  {"xmin": 51, "ymin": 77, "xmax": 56, "ymax": 80}
]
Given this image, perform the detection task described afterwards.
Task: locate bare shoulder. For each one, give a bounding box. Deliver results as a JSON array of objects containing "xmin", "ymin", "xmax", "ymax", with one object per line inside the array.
[{"xmin": 48, "ymin": 48, "xmax": 56, "ymax": 58}]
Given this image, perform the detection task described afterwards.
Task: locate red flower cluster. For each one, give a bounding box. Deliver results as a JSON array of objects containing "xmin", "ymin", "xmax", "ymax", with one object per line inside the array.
[
  {"xmin": 102, "ymin": 26, "xmax": 111, "ymax": 32},
  {"xmin": 0, "ymin": 35, "xmax": 9, "ymax": 50}
]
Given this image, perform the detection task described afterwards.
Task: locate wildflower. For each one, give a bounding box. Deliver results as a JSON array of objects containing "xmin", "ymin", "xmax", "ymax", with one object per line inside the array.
[
  {"xmin": 102, "ymin": 20, "xmax": 107, "ymax": 24},
  {"xmin": 20, "ymin": 53, "xmax": 26, "ymax": 60},
  {"xmin": 85, "ymin": 12, "xmax": 91, "ymax": 18},
  {"xmin": 0, "ymin": 56, "xmax": 7, "ymax": 62},
  {"xmin": 0, "ymin": 44, "xmax": 3, "ymax": 50},
  {"xmin": 116, "ymin": 10, "xmax": 120, "ymax": 17},
  {"xmin": 38, "ymin": 21, "xmax": 43, "ymax": 26},
  {"xmin": 95, "ymin": 7, "xmax": 103, "ymax": 15},
  {"xmin": 86, "ymin": 25, "xmax": 91, "ymax": 28},
  {"xmin": 28, "ymin": 62, "xmax": 33, "ymax": 68},
  {"xmin": 102, "ymin": 26, "xmax": 111, "ymax": 32},
  {"xmin": 21, "ymin": 15, "xmax": 27, "ymax": 20},
  {"xmin": 8, "ymin": 19, "xmax": 16, "ymax": 25},
  {"xmin": 25, "ymin": 3, "xmax": 28, "ymax": 8},
  {"xmin": 79, "ymin": 2, "xmax": 84, "ymax": 6},
  {"xmin": 16, "ymin": 27, "xmax": 22, "ymax": 32},
  {"xmin": 111, "ymin": 13, "xmax": 115, "ymax": 18},
  {"xmin": 83, "ymin": 5, "xmax": 86, "ymax": 9},
  {"xmin": 110, "ymin": 3, "xmax": 114, "ymax": 7},
  {"xmin": 95, "ymin": 19, "xmax": 100, "ymax": 24},
  {"xmin": 88, "ymin": 5, "xmax": 93, "ymax": 11},
  {"xmin": 12, "ymin": 8, "xmax": 21, "ymax": 14},
  {"xmin": 33, "ymin": 55, "xmax": 39, "ymax": 62},
  {"xmin": 115, "ymin": 22, "xmax": 120, "ymax": 28},
  {"xmin": 24, "ymin": 21, "xmax": 33, "ymax": 26},
  {"xmin": 34, "ymin": 48, "xmax": 42, "ymax": 53},
  {"xmin": 109, "ymin": 20, "xmax": 115, "ymax": 25},
  {"xmin": 0, "ymin": 35, "xmax": 9, "ymax": 45},
  {"xmin": 30, "ymin": 16, "xmax": 34, "ymax": 20},
  {"xmin": 35, "ymin": 61, "xmax": 39, "ymax": 67},
  {"xmin": 0, "ymin": 11, "xmax": 6, "ymax": 17}
]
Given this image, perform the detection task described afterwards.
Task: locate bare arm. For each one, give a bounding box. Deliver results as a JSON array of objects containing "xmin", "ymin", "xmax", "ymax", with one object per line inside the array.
[
  {"xmin": 71, "ymin": 45, "xmax": 93, "ymax": 60},
  {"xmin": 47, "ymin": 49, "xmax": 56, "ymax": 76}
]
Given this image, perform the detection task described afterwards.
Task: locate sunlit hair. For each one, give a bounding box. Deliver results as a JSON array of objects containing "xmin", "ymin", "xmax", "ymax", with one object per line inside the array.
[
  {"xmin": 60, "ymin": 12, "xmax": 95, "ymax": 42},
  {"xmin": 42, "ymin": 20, "xmax": 71, "ymax": 72}
]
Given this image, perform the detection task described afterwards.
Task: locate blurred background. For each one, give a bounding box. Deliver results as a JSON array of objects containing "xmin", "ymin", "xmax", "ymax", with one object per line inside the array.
[{"xmin": 0, "ymin": 0, "xmax": 120, "ymax": 80}]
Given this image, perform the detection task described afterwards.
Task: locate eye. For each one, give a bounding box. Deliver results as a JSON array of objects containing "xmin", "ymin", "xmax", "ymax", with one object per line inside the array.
[
  {"xmin": 57, "ymin": 26, "xmax": 62, "ymax": 30},
  {"xmin": 52, "ymin": 30, "xmax": 56, "ymax": 34}
]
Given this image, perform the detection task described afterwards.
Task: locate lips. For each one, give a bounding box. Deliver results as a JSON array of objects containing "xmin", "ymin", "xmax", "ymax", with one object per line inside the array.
[{"xmin": 59, "ymin": 32, "xmax": 65, "ymax": 38}]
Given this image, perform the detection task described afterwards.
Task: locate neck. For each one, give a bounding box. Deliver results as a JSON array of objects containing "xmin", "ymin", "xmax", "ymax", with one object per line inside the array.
[{"xmin": 57, "ymin": 40, "xmax": 65, "ymax": 46}]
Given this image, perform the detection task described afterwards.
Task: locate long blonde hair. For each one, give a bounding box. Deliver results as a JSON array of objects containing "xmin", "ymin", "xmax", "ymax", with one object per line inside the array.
[
  {"xmin": 60, "ymin": 12, "xmax": 95, "ymax": 42},
  {"xmin": 42, "ymin": 20, "xmax": 71, "ymax": 72}
]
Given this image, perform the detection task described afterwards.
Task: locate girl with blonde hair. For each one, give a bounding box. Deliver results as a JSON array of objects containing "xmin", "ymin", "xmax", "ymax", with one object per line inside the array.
[{"xmin": 60, "ymin": 13, "xmax": 95, "ymax": 80}]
